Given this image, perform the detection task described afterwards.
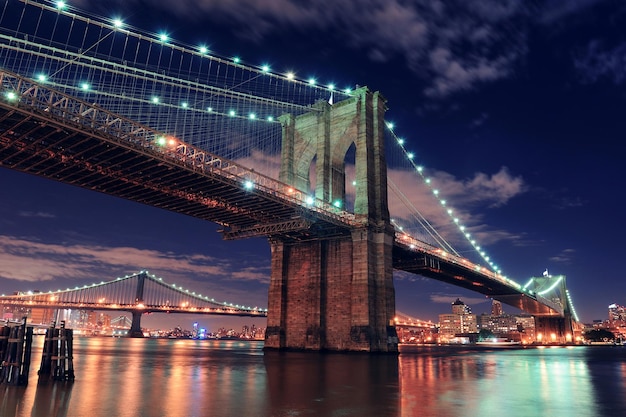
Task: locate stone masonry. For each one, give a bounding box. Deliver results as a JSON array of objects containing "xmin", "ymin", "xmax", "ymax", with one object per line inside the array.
[{"xmin": 265, "ymin": 87, "xmax": 398, "ymax": 352}]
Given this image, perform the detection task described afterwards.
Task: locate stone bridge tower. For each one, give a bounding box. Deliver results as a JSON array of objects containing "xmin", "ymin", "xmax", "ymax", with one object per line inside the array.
[{"xmin": 264, "ymin": 87, "xmax": 398, "ymax": 352}]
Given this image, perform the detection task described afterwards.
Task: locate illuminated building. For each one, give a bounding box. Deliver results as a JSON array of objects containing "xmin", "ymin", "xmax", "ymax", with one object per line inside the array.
[{"xmin": 438, "ymin": 298, "xmax": 477, "ymax": 342}]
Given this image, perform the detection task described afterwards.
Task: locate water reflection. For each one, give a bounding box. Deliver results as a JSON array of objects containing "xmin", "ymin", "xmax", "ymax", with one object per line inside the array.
[
  {"xmin": 2, "ymin": 338, "xmax": 626, "ymax": 417},
  {"xmin": 264, "ymin": 351, "xmax": 399, "ymax": 416}
]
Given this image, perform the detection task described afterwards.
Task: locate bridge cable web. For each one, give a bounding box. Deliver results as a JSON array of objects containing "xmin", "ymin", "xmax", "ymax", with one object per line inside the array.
[{"xmin": 0, "ymin": 0, "xmax": 350, "ymax": 182}]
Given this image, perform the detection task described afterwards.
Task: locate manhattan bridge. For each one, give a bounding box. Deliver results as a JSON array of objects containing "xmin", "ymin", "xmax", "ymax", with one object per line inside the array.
[{"xmin": 0, "ymin": 0, "xmax": 580, "ymax": 351}]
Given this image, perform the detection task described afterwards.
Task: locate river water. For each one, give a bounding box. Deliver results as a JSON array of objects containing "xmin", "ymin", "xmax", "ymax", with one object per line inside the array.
[{"xmin": 2, "ymin": 337, "xmax": 626, "ymax": 417}]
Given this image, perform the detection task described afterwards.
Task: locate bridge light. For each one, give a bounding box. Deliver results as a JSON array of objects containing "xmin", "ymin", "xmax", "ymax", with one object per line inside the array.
[
  {"xmin": 305, "ymin": 196, "xmax": 314, "ymax": 205},
  {"xmin": 158, "ymin": 33, "xmax": 169, "ymax": 42},
  {"xmin": 80, "ymin": 82, "xmax": 90, "ymax": 90},
  {"xmin": 229, "ymin": 110, "xmax": 236, "ymax": 117},
  {"xmin": 261, "ymin": 64, "xmax": 270, "ymax": 73},
  {"xmin": 425, "ymin": 178, "xmax": 431, "ymax": 184},
  {"xmin": 308, "ymin": 78, "xmax": 316, "ymax": 86},
  {"xmin": 398, "ymin": 138, "xmax": 404, "ymax": 145},
  {"xmin": 286, "ymin": 72, "xmax": 295, "ymax": 80},
  {"xmin": 248, "ymin": 113, "xmax": 256, "ymax": 120},
  {"xmin": 407, "ymin": 152, "xmax": 414, "ymax": 159},
  {"xmin": 5, "ymin": 91, "xmax": 17, "ymax": 101},
  {"xmin": 267, "ymin": 115, "xmax": 274, "ymax": 122},
  {"xmin": 352, "ymin": 180, "xmax": 356, "ymax": 186},
  {"xmin": 56, "ymin": 1, "xmax": 67, "ymax": 10},
  {"xmin": 181, "ymin": 102, "xmax": 188, "ymax": 108},
  {"xmin": 440, "ymin": 200, "xmax": 446, "ymax": 206},
  {"xmin": 157, "ymin": 136, "xmax": 167, "ymax": 146},
  {"xmin": 417, "ymin": 166, "xmax": 423, "ymax": 172},
  {"xmin": 207, "ymin": 107, "xmax": 213, "ymax": 112},
  {"xmin": 333, "ymin": 200, "xmax": 342, "ymax": 208},
  {"xmin": 243, "ymin": 180, "xmax": 254, "ymax": 190},
  {"xmin": 433, "ymin": 189, "xmax": 439, "ymax": 195},
  {"xmin": 328, "ymin": 84, "xmax": 335, "ymax": 91},
  {"xmin": 151, "ymin": 96, "xmax": 159, "ymax": 104},
  {"xmin": 386, "ymin": 122, "xmax": 394, "ymax": 129},
  {"xmin": 37, "ymin": 74, "xmax": 47, "ymax": 82},
  {"xmin": 233, "ymin": 56, "xmax": 241, "ymax": 63},
  {"xmin": 112, "ymin": 18, "xmax": 124, "ymax": 29},
  {"xmin": 199, "ymin": 45, "xmax": 209, "ymax": 54},
  {"xmin": 344, "ymin": 87, "xmax": 352, "ymax": 94}
]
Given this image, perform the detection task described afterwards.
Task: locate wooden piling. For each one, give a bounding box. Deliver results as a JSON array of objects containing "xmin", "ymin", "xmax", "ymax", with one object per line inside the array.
[
  {"xmin": 38, "ymin": 321, "xmax": 75, "ymax": 382},
  {"xmin": 0, "ymin": 317, "xmax": 33, "ymax": 386}
]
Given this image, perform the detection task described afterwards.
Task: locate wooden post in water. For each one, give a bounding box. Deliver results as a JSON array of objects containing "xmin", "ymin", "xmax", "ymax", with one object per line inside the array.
[
  {"xmin": 38, "ymin": 322, "xmax": 55, "ymax": 379},
  {"xmin": 0, "ymin": 317, "xmax": 33, "ymax": 386},
  {"xmin": 38, "ymin": 321, "xmax": 75, "ymax": 382}
]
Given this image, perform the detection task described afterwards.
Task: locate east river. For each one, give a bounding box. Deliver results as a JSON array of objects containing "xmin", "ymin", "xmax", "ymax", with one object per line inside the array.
[{"xmin": 2, "ymin": 337, "xmax": 626, "ymax": 417}]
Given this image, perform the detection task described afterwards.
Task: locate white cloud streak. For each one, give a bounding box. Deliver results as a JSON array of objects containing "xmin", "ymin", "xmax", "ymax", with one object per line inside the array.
[{"xmin": 0, "ymin": 235, "xmax": 269, "ymax": 286}]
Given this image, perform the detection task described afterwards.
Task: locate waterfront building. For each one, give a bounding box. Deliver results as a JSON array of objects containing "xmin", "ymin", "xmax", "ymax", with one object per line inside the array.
[{"xmin": 438, "ymin": 298, "xmax": 478, "ymax": 342}]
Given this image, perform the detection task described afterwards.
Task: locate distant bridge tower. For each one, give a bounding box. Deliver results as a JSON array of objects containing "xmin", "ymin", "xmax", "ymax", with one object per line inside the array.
[
  {"xmin": 265, "ymin": 87, "xmax": 398, "ymax": 352},
  {"xmin": 525, "ymin": 274, "xmax": 575, "ymax": 343},
  {"xmin": 128, "ymin": 272, "xmax": 147, "ymax": 338}
]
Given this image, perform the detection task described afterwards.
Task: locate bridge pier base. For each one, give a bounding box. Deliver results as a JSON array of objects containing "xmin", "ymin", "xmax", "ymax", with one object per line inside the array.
[
  {"xmin": 534, "ymin": 315, "xmax": 574, "ymax": 344},
  {"xmin": 128, "ymin": 311, "xmax": 144, "ymax": 338},
  {"xmin": 264, "ymin": 226, "xmax": 398, "ymax": 353}
]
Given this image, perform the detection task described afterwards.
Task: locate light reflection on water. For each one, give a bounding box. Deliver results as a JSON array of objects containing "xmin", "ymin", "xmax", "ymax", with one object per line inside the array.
[{"xmin": 1, "ymin": 337, "xmax": 625, "ymax": 417}]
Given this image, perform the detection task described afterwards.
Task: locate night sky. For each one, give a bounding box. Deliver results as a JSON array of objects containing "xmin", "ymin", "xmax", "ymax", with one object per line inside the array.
[{"xmin": 1, "ymin": 0, "xmax": 625, "ymax": 330}]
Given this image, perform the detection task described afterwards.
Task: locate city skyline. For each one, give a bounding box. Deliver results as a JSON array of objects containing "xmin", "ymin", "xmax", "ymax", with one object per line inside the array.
[{"xmin": 1, "ymin": 0, "xmax": 626, "ymax": 326}]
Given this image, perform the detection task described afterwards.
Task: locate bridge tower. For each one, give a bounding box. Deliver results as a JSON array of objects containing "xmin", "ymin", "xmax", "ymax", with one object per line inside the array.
[
  {"xmin": 128, "ymin": 272, "xmax": 146, "ymax": 338},
  {"xmin": 528, "ymin": 274, "xmax": 575, "ymax": 343},
  {"xmin": 265, "ymin": 87, "xmax": 398, "ymax": 352}
]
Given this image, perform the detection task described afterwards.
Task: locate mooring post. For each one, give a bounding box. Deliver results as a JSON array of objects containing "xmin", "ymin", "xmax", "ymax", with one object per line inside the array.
[
  {"xmin": 38, "ymin": 321, "xmax": 75, "ymax": 382},
  {"xmin": 0, "ymin": 317, "xmax": 32, "ymax": 386}
]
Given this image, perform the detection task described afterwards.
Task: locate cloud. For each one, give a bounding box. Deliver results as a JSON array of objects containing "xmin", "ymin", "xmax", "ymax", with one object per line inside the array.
[
  {"xmin": 0, "ymin": 235, "xmax": 269, "ymax": 287},
  {"xmin": 575, "ymin": 41, "xmax": 626, "ymax": 85},
  {"xmin": 430, "ymin": 292, "xmax": 490, "ymax": 306},
  {"xmin": 548, "ymin": 248, "xmax": 575, "ymax": 264},
  {"xmin": 18, "ymin": 211, "xmax": 56, "ymax": 218},
  {"xmin": 387, "ymin": 165, "xmax": 526, "ymax": 246},
  {"xmin": 538, "ymin": 0, "xmax": 607, "ymax": 24},
  {"xmin": 464, "ymin": 167, "xmax": 526, "ymax": 207},
  {"xmin": 76, "ymin": 0, "xmax": 531, "ymax": 98}
]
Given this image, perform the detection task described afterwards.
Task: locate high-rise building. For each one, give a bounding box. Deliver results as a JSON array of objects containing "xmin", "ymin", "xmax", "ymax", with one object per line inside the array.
[
  {"xmin": 491, "ymin": 300, "xmax": 503, "ymax": 316},
  {"xmin": 609, "ymin": 304, "xmax": 626, "ymax": 322},
  {"xmin": 439, "ymin": 298, "xmax": 477, "ymax": 342}
]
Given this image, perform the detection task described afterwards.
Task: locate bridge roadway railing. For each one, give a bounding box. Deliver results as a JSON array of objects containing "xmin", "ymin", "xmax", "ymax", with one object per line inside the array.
[
  {"xmin": 394, "ymin": 232, "xmax": 564, "ymax": 315},
  {"xmin": 0, "ymin": 70, "xmax": 361, "ymax": 230}
]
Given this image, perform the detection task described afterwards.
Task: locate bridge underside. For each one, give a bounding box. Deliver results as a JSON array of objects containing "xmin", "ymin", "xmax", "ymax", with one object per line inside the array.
[
  {"xmin": 0, "ymin": 103, "xmax": 345, "ymax": 240},
  {"xmin": 393, "ymin": 246, "xmax": 561, "ymax": 317}
]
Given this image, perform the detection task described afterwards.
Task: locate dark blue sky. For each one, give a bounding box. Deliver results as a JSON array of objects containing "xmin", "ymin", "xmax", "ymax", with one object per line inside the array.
[{"xmin": 1, "ymin": 0, "xmax": 625, "ymax": 329}]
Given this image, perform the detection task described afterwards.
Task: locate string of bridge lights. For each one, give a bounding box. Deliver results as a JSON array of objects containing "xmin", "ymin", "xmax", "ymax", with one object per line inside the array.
[
  {"xmin": 0, "ymin": 270, "xmax": 267, "ymax": 312},
  {"xmin": 44, "ymin": 0, "xmax": 504, "ymax": 277},
  {"xmin": 47, "ymin": 0, "xmax": 353, "ymax": 104},
  {"xmin": 384, "ymin": 122, "xmax": 504, "ymax": 277}
]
